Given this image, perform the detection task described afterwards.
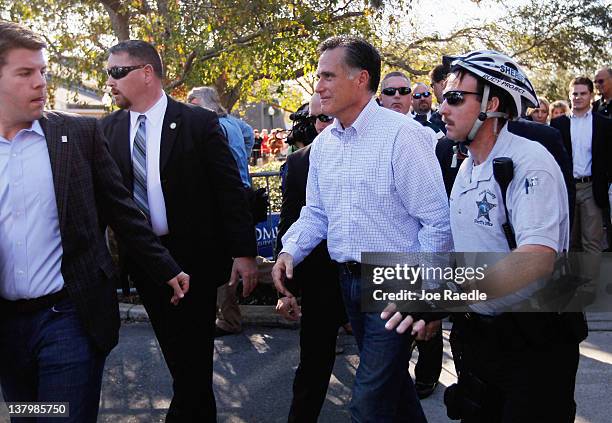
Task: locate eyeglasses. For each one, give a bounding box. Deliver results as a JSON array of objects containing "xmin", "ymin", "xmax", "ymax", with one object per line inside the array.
[
  {"xmin": 381, "ymin": 87, "xmax": 411, "ymax": 96},
  {"xmin": 311, "ymin": 114, "xmax": 333, "ymax": 123},
  {"xmin": 442, "ymin": 90, "xmax": 481, "ymax": 106},
  {"xmin": 412, "ymin": 91, "xmax": 432, "ymax": 100},
  {"xmin": 106, "ymin": 64, "xmax": 148, "ymax": 80},
  {"xmin": 594, "ymin": 79, "xmax": 605, "ymax": 84}
]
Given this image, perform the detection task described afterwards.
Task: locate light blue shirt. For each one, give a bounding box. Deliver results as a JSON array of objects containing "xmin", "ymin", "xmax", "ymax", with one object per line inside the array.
[
  {"xmin": 228, "ymin": 115, "xmax": 254, "ymax": 158},
  {"xmin": 219, "ymin": 116, "xmax": 251, "ymax": 188},
  {"xmin": 281, "ymin": 99, "xmax": 453, "ymax": 265},
  {"xmin": 0, "ymin": 121, "xmax": 65, "ymax": 300}
]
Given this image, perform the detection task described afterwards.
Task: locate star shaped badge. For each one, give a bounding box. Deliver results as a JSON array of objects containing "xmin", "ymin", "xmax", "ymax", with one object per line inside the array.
[{"xmin": 476, "ymin": 192, "xmax": 496, "ymax": 222}]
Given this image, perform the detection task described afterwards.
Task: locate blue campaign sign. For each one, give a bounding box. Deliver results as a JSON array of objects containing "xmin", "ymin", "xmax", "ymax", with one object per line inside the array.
[{"xmin": 256, "ymin": 213, "xmax": 280, "ymax": 259}]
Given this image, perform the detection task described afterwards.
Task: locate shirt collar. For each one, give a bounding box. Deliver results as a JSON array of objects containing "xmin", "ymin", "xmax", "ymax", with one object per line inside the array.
[
  {"xmin": 570, "ymin": 107, "xmax": 592, "ymax": 119},
  {"xmin": 0, "ymin": 120, "xmax": 45, "ymax": 144},
  {"xmin": 331, "ymin": 97, "xmax": 378, "ymax": 137},
  {"xmin": 130, "ymin": 92, "xmax": 167, "ymax": 130}
]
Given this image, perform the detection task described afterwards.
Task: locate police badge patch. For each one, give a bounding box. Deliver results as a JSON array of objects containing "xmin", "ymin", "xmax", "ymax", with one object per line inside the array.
[{"xmin": 474, "ymin": 189, "xmax": 497, "ymax": 227}]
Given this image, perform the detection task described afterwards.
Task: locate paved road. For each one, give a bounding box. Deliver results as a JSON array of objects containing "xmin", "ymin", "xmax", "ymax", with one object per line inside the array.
[{"xmin": 1, "ymin": 322, "xmax": 612, "ymax": 422}]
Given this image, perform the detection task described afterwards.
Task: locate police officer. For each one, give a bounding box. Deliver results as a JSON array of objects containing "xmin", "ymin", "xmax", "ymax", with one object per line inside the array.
[{"xmin": 383, "ymin": 50, "xmax": 587, "ymax": 422}]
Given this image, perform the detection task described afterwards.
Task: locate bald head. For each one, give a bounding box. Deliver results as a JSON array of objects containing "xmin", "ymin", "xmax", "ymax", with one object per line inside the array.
[
  {"xmin": 594, "ymin": 67, "xmax": 612, "ymax": 100},
  {"xmin": 309, "ymin": 93, "xmax": 332, "ymax": 133}
]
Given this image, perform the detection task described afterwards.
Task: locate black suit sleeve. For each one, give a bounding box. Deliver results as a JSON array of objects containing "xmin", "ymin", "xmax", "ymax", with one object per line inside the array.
[
  {"xmin": 277, "ymin": 152, "xmax": 306, "ymax": 253},
  {"xmin": 91, "ymin": 119, "xmax": 182, "ymax": 284},
  {"xmin": 198, "ymin": 112, "xmax": 257, "ymax": 257}
]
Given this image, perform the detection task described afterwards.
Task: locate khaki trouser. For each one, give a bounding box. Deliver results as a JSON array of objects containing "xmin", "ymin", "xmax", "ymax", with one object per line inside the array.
[
  {"xmin": 571, "ymin": 181, "xmax": 604, "ymax": 253},
  {"xmin": 216, "ymin": 282, "xmax": 242, "ymax": 333}
]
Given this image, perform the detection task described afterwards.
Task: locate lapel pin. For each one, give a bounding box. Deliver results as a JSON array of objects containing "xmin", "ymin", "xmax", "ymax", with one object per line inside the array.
[
  {"xmin": 170, "ymin": 122, "xmax": 177, "ymax": 129},
  {"xmin": 61, "ymin": 136, "xmax": 68, "ymax": 143}
]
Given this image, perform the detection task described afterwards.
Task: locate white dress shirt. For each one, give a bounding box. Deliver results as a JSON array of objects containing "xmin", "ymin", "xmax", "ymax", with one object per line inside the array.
[
  {"xmin": 129, "ymin": 93, "xmax": 169, "ymax": 236},
  {"xmin": 569, "ymin": 108, "xmax": 593, "ymax": 178}
]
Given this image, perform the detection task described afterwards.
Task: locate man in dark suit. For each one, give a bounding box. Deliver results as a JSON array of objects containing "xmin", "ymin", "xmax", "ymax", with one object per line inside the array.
[
  {"xmin": 276, "ymin": 94, "xmax": 348, "ymax": 423},
  {"xmin": 101, "ymin": 40, "xmax": 258, "ymax": 422},
  {"xmin": 0, "ymin": 22, "xmax": 188, "ymax": 423},
  {"xmin": 551, "ymin": 76, "xmax": 612, "ymax": 253}
]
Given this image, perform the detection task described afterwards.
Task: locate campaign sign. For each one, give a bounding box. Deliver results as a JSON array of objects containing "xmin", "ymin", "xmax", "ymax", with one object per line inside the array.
[{"xmin": 256, "ymin": 213, "xmax": 280, "ymax": 259}]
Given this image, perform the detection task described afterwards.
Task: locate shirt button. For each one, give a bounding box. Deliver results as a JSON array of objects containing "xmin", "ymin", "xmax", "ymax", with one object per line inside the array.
[
  {"xmin": 16, "ymin": 241, "xmax": 23, "ymax": 246},
  {"xmin": 13, "ymin": 182, "xmax": 20, "ymax": 187},
  {"xmin": 12, "ymin": 153, "xmax": 18, "ymax": 157},
  {"xmin": 14, "ymin": 210, "xmax": 22, "ymax": 217},
  {"xmin": 16, "ymin": 270, "xmax": 24, "ymax": 276}
]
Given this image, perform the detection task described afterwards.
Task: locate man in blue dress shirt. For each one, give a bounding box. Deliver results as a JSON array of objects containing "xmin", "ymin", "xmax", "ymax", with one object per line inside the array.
[{"xmin": 272, "ymin": 36, "xmax": 452, "ymax": 422}]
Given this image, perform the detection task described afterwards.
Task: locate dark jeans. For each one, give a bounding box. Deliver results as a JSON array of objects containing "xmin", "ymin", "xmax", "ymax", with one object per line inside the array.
[
  {"xmin": 340, "ymin": 271, "xmax": 427, "ymax": 423},
  {"xmin": 288, "ymin": 265, "xmax": 347, "ymax": 423},
  {"xmin": 0, "ymin": 297, "xmax": 106, "ymax": 423}
]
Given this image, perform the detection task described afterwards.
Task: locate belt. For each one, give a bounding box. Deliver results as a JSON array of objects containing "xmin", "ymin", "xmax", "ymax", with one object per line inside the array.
[
  {"xmin": 574, "ymin": 176, "xmax": 592, "ymax": 184},
  {"xmin": 337, "ymin": 261, "xmax": 361, "ymax": 277},
  {"xmin": 0, "ymin": 288, "xmax": 68, "ymax": 314}
]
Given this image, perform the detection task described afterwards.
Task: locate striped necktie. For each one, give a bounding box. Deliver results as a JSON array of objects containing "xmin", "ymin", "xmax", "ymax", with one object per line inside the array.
[{"xmin": 132, "ymin": 115, "xmax": 150, "ymax": 219}]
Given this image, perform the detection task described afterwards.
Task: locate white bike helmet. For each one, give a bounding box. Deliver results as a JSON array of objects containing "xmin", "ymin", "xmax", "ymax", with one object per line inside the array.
[{"xmin": 444, "ymin": 50, "xmax": 538, "ymax": 141}]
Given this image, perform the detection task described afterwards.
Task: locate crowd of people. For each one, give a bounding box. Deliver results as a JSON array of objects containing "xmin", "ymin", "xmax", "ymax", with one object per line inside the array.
[{"xmin": 0, "ymin": 18, "xmax": 611, "ymax": 423}]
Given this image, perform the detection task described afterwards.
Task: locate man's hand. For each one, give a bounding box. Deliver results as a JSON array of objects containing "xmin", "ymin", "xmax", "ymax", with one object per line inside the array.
[
  {"xmin": 271, "ymin": 253, "xmax": 294, "ymax": 297},
  {"xmin": 229, "ymin": 257, "xmax": 258, "ymax": 297},
  {"xmin": 166, "ymin": 272, "xmax": 190, "ymax": 305},
  {"xmin": 415, "ymin": 320, "xmax": 441, "ymax": 341},
  {"xmin": 380, "ymin": 303, "xmax": 426, "ymax": 335},
  {"xmin": 276, "ymin": 296, "xmax": 301, "ymax": 321}
]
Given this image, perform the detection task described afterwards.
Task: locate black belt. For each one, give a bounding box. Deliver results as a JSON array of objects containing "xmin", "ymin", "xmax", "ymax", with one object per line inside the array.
[
  {"xmin": 337, "ymin": 261, "xmax": 361, "ymax": 277},
  {"xmin": 0, "ymin": 288, "xmax": 68, "ymax": 314},
  {"xmin": 574, "ymin": 176, "xmax": 592, "ymax": 184}
]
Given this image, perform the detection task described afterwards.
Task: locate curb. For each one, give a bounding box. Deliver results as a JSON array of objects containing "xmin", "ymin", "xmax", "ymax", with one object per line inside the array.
[{"xmin": 120, "ymin": 303, "xmax": 299, "ymax": 328}]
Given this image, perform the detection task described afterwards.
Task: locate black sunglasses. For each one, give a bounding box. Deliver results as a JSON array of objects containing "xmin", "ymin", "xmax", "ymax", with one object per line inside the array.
[
  {"xmin": 382, "ymin": 87, "xmax": 411, "ymax": 96},
  {"xmin": 106, "ymin": 64, "xmax": 148, "ymax": 80},
  {"xmin": 594, "ymin": 79, "xmax": 605, "ymax": 84},
  {"xmin": 412, "ymin": 91, "xmax": 432, "ymax": 100},
  {"xmin": 443, "ymin": 90, "xmax": 481, "ymax": 106},
  {"xmin": 311, "ymin": 114, "xmax": 333, "ymax": 123}
]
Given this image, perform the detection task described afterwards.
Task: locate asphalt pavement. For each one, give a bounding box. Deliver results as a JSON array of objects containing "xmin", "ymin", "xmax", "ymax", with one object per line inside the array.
[{"xmin": 1, "ymin": 319, "xmax": 612, "ymax": 422}]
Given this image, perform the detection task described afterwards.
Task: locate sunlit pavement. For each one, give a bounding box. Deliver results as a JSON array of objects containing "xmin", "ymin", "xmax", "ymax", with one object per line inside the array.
[{"xmin": 1, "ymin": 319, "xmax": 611, "ymax": 422}]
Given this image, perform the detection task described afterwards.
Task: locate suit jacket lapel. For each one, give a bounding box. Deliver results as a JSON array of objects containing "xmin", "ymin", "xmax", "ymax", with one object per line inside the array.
[
  {"xmin": 114, "ymin": 111, "xmax": 133, "ymax": 190},
  {"xmin": 160, "ymin": 96, "xmax": 182, "ymax": 173},
  {"xmin": 39, "ymin": 113, "xmax": 71, "ymax": 234}
]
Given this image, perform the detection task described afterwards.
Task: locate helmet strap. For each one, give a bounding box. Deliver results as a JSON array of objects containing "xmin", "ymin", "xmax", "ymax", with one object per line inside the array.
[{"xmin": 466, "ymin": 84, "xmax": 509, "ymax": 142}]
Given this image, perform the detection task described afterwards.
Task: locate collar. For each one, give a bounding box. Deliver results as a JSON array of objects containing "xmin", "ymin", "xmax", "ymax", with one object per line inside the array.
[
  {"xmin": 130, "ymin": 92, "xmax": 167, "ymax": 130},
  {"xmin": 570, "ymin": 107, "xmax": 592, "ymax": 119},
  {"xmin": 0, "ymin": 120, "xmax": 45, "ymax": 143},
  {"xmin": 331, "ymin": 97, "xmax": 378, "ymax": 138}
]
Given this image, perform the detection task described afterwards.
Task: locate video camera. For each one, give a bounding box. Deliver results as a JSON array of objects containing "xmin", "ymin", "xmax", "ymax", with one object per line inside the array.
[{"xmin": 285, "ymin": 103, "xmax": 318, "ymax": 147}]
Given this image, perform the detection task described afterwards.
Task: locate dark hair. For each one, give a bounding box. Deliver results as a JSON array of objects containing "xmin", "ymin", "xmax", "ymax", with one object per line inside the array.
[
  {"xmin": 318, "ymin": 36, "xmax": 381, "ymax": 93},
  {"xmin": 452, "ymin": 67, "xmax": 516, "ymax": 118},
  {"xmin": 429, "ymin": 64, "xmax": 449, "ymax": 84},
  {"xmin": 109, "ymin": 40, "xmax": 164, "ymax": 79},
  {"xmin": 569, "ymin": 76, "xmax": 593, "ymax": 93},
  {"xmin": 0, "ymin": 21, "xmax": 46, "ymax": 72}
]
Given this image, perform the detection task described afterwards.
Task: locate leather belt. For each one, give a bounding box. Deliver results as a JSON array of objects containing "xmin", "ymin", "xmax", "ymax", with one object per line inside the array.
[
  {"xmin": 337, "ymin": 261, "xmax": 361, "ymax": 277},
  {"xmin": 574, "ymin": 176, "xmax": 592, "ymax": 184},
  {"xmin": 0, "ymin": 288, "xmax": 68, "ymax": 314}
]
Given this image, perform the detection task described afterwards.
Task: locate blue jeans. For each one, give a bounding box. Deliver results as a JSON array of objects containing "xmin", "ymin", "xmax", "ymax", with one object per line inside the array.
[
  {"xmin": 340, "ymin": 271, "xmax": 427, "ymax": 423},
  {"xmin": 0, "ymin": 297, "xmax": 106, "ymax": 423}
]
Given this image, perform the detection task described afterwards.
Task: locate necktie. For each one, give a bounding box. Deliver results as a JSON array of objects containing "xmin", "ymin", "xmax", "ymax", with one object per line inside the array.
[
  {"xmin": 132, "ymin": 115, "xmax": 150, "ymax": 219},
  {"xmin": 415, "ymin": 114, "xmax": 427, "ymax": 123}
]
